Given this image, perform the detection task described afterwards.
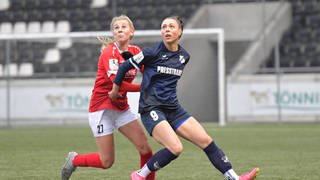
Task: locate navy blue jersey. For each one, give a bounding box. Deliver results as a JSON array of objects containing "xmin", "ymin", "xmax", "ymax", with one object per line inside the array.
[
  {"xmin": 113, "ymin": 42, "xmax": 190, "ymax": 113},
  {"xmin": 131, "ymin": 42, "xmax": 190, "ymax": 113}
]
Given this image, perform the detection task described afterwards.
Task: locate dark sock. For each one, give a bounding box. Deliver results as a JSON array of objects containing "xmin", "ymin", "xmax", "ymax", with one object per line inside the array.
[
  {"xmin": 146, "ymin": 148, "xmax": 178, "ymax": 171},
  {"xmin": 203, "ymin": 141, "xmax": 232, "ymax": 174}
]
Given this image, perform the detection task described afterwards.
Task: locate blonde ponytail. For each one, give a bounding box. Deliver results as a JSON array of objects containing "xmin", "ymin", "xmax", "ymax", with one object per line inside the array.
[{"xmin": 96, "ymin": 36, "xmax": 113, "ymax": 52}]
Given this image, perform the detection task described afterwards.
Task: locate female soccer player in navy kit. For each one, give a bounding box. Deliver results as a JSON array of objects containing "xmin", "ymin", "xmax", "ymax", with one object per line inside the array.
[
  {"xmin": 61, "ymin": 15, "xmax": 155, "ymax": 180},
  {"xmin": 109, "ymin": 16, "xmax": 259, "ymax": 180}
]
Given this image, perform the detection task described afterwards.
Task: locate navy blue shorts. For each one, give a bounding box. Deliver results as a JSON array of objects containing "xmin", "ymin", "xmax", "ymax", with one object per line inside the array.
[{"xmin": 140, "ymin": 105, "xmax": 191, "ymax": 136}]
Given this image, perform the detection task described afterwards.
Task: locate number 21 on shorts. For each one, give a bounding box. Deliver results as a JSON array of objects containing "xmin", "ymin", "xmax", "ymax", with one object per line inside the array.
[{"xmin": 97, "ymin": 124, "xmax": 104, "ymax": 134}]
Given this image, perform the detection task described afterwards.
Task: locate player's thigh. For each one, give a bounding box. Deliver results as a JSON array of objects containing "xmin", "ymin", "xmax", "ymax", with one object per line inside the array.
[
  {"xmin": 95, "ymin": 134, "xmax": 115, "ymax": 162},
  {"xmin": 118, "ymin": 119, "xmax": 151, "ymax": 153},
  {"xmin": 115, "ymin": 108, "xmax": 144, "ymax": 143},
  {"xmin": 141, "ymin": 108, "xmax": 183, "ymax": 154},
  {"xmin": 176, "ymin": 116, "xmax": 212, "ymax": 149},
  {"xmin": 89, "ymin": 109, "xmax": 116, "ymax": 161},
  {"xmin": 152, "ymin": 121, "xmax": 183, "ymax": 155}
]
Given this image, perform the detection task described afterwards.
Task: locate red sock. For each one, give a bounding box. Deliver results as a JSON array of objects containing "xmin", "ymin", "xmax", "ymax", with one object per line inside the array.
[
  {"xmin": 72, "ymin": 153, "xmax": 105, "ymax": 169},
  {"xmin": 140, "ymin": 151, "xmax": 156, "ymax": 180}
]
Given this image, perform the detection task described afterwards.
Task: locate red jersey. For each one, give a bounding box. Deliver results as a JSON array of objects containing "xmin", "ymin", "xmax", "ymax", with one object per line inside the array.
[{"xmin": 89, "ymin": 43, "xmax": 141, "ymax": 112}]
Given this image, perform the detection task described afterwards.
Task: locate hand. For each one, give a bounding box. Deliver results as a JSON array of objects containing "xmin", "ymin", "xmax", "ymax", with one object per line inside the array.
[
  {"xmin": 121, "ymin": 51, "xmax": 133, "ymax": 60},
  {"xmin": 108, "ymin": 84, "xmax": 121, "ymax": 100},
  {"xmin": 108, "ymin": 90, "xmax": 121, "ymax": 100}
]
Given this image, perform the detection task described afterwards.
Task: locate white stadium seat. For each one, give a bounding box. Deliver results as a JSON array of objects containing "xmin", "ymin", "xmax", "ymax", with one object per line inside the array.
[
  {"xmin": 91, "ymin": 0, "xmax": 108, "ymax": 8},
  {"xmin": 56, "ymin": 21, "xmax": 70, "ymax": 33},
  {"xmin": 3, "ymin": 63, "xmax": 18, "ymax": 76},
  {"xmin": 42, "ymin": 21, "xmax": 56, "ymax": 33},
  {"xmin": 27, "ymin": 21, "xmax": 41, "ymax": 34},
  {"xmin": 0, "ymin": 0, "xmax": 9, "ymax": 11},
  {"xmin": 0, "ymin": 22, "xmax": 12, "ymax": 34},
  {"xmin": 19, "ymin": 63, "xmax": 34, "ymax": 76},
  {"xmin": 13, "ymin": 22, "xmax": 27, "ymax": 34},
  {"xmin": 43, "ymin": 48, "xmax": 61, "ymax": 64},
  {"xmin": 56, "ymin": 38, "xmax": 72, "ymax": 49}
]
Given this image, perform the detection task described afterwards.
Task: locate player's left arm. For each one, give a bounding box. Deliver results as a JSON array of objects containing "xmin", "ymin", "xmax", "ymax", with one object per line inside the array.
[
  {"xmin": 109, "ymin": 51, "xmax": 144, "ymax": 100},
  {"xmin": 109, "ymin": 75, "xmax": 140, "ymax": 92}
]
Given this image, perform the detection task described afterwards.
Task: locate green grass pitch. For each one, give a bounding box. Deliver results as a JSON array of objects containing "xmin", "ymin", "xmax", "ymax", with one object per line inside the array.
[{"xmin": 1, "ymin": 123, "xmax": 319, "ymax": 179}]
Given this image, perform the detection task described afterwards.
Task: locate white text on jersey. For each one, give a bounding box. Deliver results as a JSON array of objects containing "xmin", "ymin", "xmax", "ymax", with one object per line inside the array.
[{"xmin": 157, "ymin": 66, "xmax": 182, "ymax": 76}]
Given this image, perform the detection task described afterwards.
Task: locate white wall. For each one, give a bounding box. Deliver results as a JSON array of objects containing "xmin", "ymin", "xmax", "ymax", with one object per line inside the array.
[
  {"xmin": 0, "ymin": 78, "xmax": 140, "ymax": 127},
  {"xmin": 228, "ymin": 74, "xmax": 320, "ymax": 123}
]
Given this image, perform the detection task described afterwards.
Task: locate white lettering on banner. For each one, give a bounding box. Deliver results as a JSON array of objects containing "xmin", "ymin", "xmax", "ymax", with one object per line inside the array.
[
  {"xmin": 251, "ymin": 90, "xmax": 320, "ymax": 110},
  {"xmin": 46, "ymin": 93, "xmax": 89, "ymax": 113},
  {"xmin": 274, "ymin": 91, "xmax": 320, "ymax": 108},
  {"xmin": 228, "ymin": 83, "xmax": 320, "ymax": 116},
  {"xmin": 0, "ymin": 85, "xmax": 140, "ymax": 120}
]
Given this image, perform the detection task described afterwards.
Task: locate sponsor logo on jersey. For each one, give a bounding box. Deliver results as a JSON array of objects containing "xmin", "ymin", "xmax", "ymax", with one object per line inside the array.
[
  {"xmin": 179, "ymin": 55, "xmax": 185, "ymax": 64},
  {"xmin": 109, "ymin": 59, "xmax": 118, "ymax": 70},
  {"xmin": 161, "ymin": 54, "xmax": 168, "ymax": 60},
  {"xmin": 157, "ymin": 66, "xmax": 182, "ymax": 76}
]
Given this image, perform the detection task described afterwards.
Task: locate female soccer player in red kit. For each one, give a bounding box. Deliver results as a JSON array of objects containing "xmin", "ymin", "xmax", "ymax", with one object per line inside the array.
[{"xmin": 61, "ymin": 15, "xmax": 155, "ymax": 180}]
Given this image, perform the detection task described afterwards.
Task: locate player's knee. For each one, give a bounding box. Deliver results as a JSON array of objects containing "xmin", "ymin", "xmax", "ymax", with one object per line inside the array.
[
  {"xmin": 199, "ymin": 135, "xmax": 213, "ymax": 149},
  {"xmin": 100, "ymin": 157, "xmax": 114, "ymax": 169},
  {"xmin": 168, "ymin": 143, "xmax": 184, "ymax": 155}
]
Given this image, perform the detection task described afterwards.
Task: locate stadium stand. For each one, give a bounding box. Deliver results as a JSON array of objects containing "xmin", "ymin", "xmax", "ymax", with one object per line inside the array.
[
  {"xmin": 0, "ymin": 0, "xmax": 318, "ymax": 78},
  {"xmin": 260, "ymin": 0, "xmax": 320, "ymax": 72}
]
